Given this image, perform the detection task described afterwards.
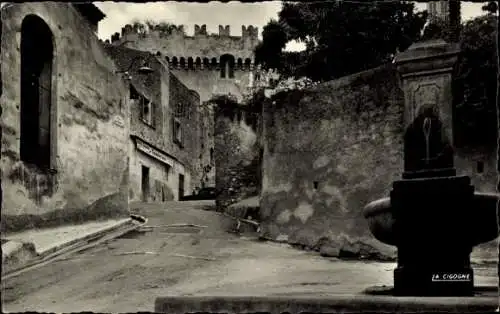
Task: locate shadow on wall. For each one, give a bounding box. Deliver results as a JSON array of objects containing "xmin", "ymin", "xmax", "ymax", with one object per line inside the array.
[
  {"xmin": 214, "ymin": 104, "xmax": 261, "ymax": 210},
  {"xmin": 1, "ymin": 192, "xmax": 127, "ymax": 234}
]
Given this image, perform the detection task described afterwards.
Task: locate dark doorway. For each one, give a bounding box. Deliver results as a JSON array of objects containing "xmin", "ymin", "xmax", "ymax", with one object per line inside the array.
[
  {"xmin": 20, "ymin": 15, "xmax": 54, "ymax": 169},
  {"xmin": 141, "ymin": 165, "xmax": 150, "ymax": 202},
  {"xmin": 178, "ymin": 174, "xmax": 185, "ymax": 200}
]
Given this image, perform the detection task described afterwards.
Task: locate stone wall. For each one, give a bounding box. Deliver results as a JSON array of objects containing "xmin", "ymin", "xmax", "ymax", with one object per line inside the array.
[
  {"xmin": 0, "ymin": 3, "xmax": 130, "ymax": 233},
  {"xmin": 260, "ymin": 64, "xmax": 497, "ymax": 258},
  {"xmin": 215, "ymin": 105, "xmax": 260, "ymax": 209}
]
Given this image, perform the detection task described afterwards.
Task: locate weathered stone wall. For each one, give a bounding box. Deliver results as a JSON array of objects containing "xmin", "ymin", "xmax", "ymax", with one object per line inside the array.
[
  {"xmin": 1, "ymin": 3, "xmax": 130, "ymax": 233},
  {"xmin": 215, "ymin": 107, "xmax": 260, "ymax": 209},
  {"xmin": 260, "ymin": 64, "xmax": 497, "ymax": 258}
]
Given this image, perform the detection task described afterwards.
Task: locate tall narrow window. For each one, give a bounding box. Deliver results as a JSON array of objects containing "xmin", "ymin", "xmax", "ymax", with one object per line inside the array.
[
  {"xmin": 140, "ymin": 95, "xmax": 155, "ymax": 127},
  {"xmin": 20, "ymin": 15, "xmax": 54, "ymax": 170},
  {"xmin": 173, "ymin": 118, "xmax": 182, "ymax": 146},
  {"xmin": 220, "ymin": 54, "xmax": 235, "ymax": 79}
]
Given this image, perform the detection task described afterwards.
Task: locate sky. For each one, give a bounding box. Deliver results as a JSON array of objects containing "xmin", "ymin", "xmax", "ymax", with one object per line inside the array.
[{"xmin": 94, "ymin": 1, "xmax": 488, "ymax": 51}]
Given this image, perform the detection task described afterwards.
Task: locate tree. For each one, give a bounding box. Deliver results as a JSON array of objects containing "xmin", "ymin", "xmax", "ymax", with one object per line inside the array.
[
  {"xmin": 128, "ymin": 20, "xmax": 183, "ymax": 37},
  {"xmin": 482, "ymin": 1, "xmax": 498, "ymax": 15},
  {"xmin": 255, "ymin": 1, "xmax": 427, "ymax": 81},
  {"xmin": 422, "ymin": 8, "xmax": 498, "ymax": 148}
]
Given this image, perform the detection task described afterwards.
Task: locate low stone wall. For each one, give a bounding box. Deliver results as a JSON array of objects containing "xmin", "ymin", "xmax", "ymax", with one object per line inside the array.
[{"xmin": 260, "ymin": 65, "xmax": 404, "ymax": 258}]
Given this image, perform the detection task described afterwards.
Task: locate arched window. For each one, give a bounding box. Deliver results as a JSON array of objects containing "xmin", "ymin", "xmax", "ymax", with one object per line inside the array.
[
  {"xmin": 20, "ymin": 15, "xmax": 55, "ymax": 170},
  {"xmin": 195, "ymin": 57, "xmax": 201, "ymax": 68},
  {"xmin": 165, "ymin": 56, "xmax": 170, "ymax": 63},
  {"xmin": 244, "ymin": 58, "xmax": 251, "ymax": 69},
  {"xmin": 211, "ymin": 58, "xmax": 217, "ymax": 68},
  {"xmin": 187, "ymin": 57, "xmax": 194, "ymax": 69},
  {"xmin": 210, "ymin": 148, "xmax": 214, "ymax": 164},
  {"xmin": 172, "ymin": 57, "xmax": 178, "ymax": 66},
  {"xmin": 179, "ymin": 57, "xmax": 186, "ymax": 68},
  {"xmin": 220, "ymin": 54, "xmax": 235, "ymax": 79},
  {"xmin": 203, "ymin": 58, "xmax": 209, "ymax": 68},
  {"xmin": 237, "ymin": 58, "xmax": 243, "ymax": 69}
]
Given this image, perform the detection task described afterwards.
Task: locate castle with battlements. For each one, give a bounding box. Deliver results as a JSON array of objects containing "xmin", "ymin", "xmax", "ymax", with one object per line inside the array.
[{"xmin": 107, "ymin": 23, "xmax": 260, "ymax": 102}]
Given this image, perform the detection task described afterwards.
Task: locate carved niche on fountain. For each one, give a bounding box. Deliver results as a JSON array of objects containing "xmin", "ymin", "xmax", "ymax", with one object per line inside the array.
[{"xmin": 403, "ymin": 104, "xmax": 456, "ymax": 179}]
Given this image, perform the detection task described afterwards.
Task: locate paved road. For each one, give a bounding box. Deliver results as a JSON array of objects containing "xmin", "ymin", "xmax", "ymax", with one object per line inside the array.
[{"xmin": 2, "ymin": 201, "xmax": 498, "ymax": 313}]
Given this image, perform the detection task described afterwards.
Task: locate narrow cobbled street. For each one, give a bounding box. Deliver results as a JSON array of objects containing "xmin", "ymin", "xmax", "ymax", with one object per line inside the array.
[{"xmin": 1, "ymin": 201, "xmax": 497, "ymax": 313}]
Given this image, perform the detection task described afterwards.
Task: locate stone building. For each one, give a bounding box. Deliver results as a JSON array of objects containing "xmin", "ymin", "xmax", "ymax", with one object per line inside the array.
[
  {"xmin": 107, "ymin": 24, "xmax": 259, "ymax": 103},
  {"xmin": 0, "ymin": 3, "xmax": 130, "ymax": 233},
  {"xmin": 105, "ymin": 45, "xmax": 204, "ymax": 201}
]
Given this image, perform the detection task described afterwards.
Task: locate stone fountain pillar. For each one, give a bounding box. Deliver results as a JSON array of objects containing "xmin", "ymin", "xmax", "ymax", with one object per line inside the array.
[
  {"xmin": 363, "ymin": 39, "xmax": 499, "ymax": 297},
  {"xmin": 392, "ymin": 39, "xmax": 473, "ymax": 296}
]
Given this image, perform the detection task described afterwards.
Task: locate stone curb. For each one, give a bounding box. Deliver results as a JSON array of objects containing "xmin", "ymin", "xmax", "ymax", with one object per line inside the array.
[
  {"xmin": 1, "ymin": 215, "xmax": 147, "ymax": 279},
  {"xmin": 154, "ymin": 294, "xmax": 498, "ymax": 313},
  {"xmin": 2, "ymin": 241, "xmax": 26, "ymax": 263},
  {"xmin": 36, "ymin": 217, "xmax": 138, "ymax": 259}
]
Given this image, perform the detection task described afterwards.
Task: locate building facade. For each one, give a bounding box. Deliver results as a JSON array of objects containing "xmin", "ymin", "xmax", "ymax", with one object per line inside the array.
[
  {"xmin": 105, "ymin": 45, "xmax": 203, "ymax": 202},
  {"xmin": 1, "ymin": 3, "xmax": 130, "ymax": 233}
]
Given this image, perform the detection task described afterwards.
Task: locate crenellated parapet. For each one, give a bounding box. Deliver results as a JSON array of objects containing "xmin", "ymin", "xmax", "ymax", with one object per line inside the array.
[
  {"xmin": 163, "ymin": 55, "xmax": 255, "ymax": 71},
  {"xmin": 108, "ymin": 24, "xmax": 260, "ymax": 69},
  {"xmin": 241, "ymin": 25, "xmax": 258, "ymax": 39},
  {"xmin": 109, "ymin": 24, "xmax": 259, "ymax": 44},
  {"xmin": 194, "ymin": 24, "xmax": 208, "ymax": 36}
]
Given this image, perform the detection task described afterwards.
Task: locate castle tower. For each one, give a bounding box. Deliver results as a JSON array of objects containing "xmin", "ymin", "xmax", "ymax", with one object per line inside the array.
[
  {"xmin": 427, "ymin": 1, "xmax": 449, "ymax": 23},
  {"xmin": 108, "ymin": 24, "xmax": 260, "ymax": 103}
]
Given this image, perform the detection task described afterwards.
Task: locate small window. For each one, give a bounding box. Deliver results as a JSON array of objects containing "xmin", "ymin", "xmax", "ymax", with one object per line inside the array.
[
  {"xmin": 173, "ymin": 118, "xmax": 182, "ymax": 146},
  {"xmin": 129, "ymin": 85, "xmax": 139, "ymax": 100},
  {"xmin": 175, "ymin": 102, "xmax": 184, "ymax": 117},
  {"xmin": 313, "ymin": 181, "xmax": 319, "ymax": 190},
  {"xmin": 476, "ymin": 161, "xmax": 484, "ymax": 174}
]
